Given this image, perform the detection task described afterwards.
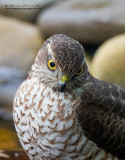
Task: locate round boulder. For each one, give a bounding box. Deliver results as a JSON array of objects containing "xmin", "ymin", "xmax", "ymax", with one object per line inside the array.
[
  {"xmin": 0, "ymin": 16, "xmax": 43, "ymax": 71},
  {"xmin": 0, "ymin": 0, "xmax": 56, "ymax": 22},
  {"xmin": 91, "ymin": 34, "xmax": 125, "ymax": 89},
  {"xmin": 37, "ymin": 0, "xmax": 125, "ymax": 44}
]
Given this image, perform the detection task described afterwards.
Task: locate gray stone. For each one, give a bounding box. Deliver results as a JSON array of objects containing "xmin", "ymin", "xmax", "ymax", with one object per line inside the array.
[
  {"xmin": 0, "ymin": 0, "xmax": 57, "ymax": 22},
  {"xmin": 0, "ymin": 66, "xmax": 27, "ymax": 83},
  {"xmin": 37, "ymin": 0, "xmax": 125, "ymax": 44},
  {"xmin": 0, "ymin": 150, "xmax": 28, "ymax": 159},
  {"xmin": 0, "ymin": 66, "xmax": 26, "ymax": 106},
  {"xmin": 0, "ymin": 108, "xmax": 13, "ymax": 120},
  {"xmin": 0, "ymin": 16, "xmax": 43, "ymax": 71}
]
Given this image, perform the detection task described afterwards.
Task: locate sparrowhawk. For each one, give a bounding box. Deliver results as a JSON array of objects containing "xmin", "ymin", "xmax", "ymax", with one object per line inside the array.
[{"xmin": 13, "ymin": 34, "xmax": 125, "ymax": 160}]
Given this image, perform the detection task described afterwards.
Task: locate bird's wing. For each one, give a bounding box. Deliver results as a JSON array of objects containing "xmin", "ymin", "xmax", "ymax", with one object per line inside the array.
[{"xmin": 76, "ymin": 78, "xmax": 125, "ymax": 159}]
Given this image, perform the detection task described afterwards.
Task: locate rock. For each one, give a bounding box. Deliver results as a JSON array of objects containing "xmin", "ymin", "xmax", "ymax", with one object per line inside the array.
[
  {"xmin": 37, "ymin": 0, "xmax": 125, "ymax": 44},
  {"xmin": 0, "ymin": 66, "xmax": 27, "ymax": 83},
  {"xmin": 0, "ymin": 150, "xmax": 10, "ymax": 159},
  {"xmin": 0, "ymin": 66, "xmax": 26, "ymax": 106},
  {"xmin": 0, "ymin": 0, "xmax": 57, "ymax": 22},
  {"xmin": 91, "ymin": 34, "xmax": 125, "ymax": 89},
  {"xmin": 0, "ymin": 129, "xmax": 19, "ymax": 150},
  {"xmin": 0, "ymin": 123, "xmax": 28, "ymax": 159},
  {"xmin": 0, "ymin": 150, "xmax": 28, "ymax": 160},
  {"xmin": 0, "ymin": 16, "xmax": 43, "ymax": 71},
  {"xmin": 85, "ymin": 54, "xmax": 92, "ymax": 73},
  {"xmin": 0, "ymin": 108, "xmax": 13, "ymax": 120},
  {"xmin": 0, "ymin": 82, "xmax": 21, "ymax": 106}
]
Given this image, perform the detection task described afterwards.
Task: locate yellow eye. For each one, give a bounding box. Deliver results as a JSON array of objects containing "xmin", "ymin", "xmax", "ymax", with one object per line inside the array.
[
  {"xmin": 48, "ymin": 60, "xmax": 56, "ymax": 70},
  {"xmin": 76, "ymin": 67, "xmax": 83, "ymax": 75}
]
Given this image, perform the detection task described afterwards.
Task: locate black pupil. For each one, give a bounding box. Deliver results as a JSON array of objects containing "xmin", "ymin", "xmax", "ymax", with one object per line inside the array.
[
  {"xmin": 77, "ymin": 69, "xmax": 81, "ymax": 73},
  {"xmin": 50, "ymin": 62, "xmax": 55, "ymax": 68}
]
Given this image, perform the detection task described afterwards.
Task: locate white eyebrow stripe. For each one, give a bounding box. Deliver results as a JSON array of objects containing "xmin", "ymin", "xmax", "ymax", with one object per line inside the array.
[{"xmin": 47, "ymin": 43, "xmax": 53, "ymax": 56}]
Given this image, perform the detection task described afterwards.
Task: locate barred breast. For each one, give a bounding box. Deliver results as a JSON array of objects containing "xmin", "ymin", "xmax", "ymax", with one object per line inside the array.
[{"xmin": 13, "ymin": 77, "xmax": 119, "ymax": 160}]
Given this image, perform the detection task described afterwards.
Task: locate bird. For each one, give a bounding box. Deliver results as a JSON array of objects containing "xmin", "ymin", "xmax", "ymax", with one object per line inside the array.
[{"xmin": 13, "ymin": 34, "xmax": 125, "ymax": 160}]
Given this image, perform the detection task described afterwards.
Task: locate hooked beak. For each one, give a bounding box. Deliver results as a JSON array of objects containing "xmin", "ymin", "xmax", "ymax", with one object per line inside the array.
[{"xmin": 60, "ymin": 75, "xmax": 69, "ymax": 92}]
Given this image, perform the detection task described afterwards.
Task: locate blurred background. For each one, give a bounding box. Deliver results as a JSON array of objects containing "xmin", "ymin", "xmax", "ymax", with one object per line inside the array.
[{"xmin": 0, "ymin": 0, "xmax": 125, "ymax": 159}]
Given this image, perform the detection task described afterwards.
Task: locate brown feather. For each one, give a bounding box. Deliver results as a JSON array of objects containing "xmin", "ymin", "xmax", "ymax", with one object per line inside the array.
[{"xmin": 77, "ymin": 77, "xmax": 125, "ymax": 159}]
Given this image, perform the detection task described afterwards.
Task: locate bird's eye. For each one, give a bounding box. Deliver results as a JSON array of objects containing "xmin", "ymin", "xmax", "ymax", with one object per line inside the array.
[
  {"xmin": 48, "ymin": 60, "xmax": 56, "ymax": 70},
  {"xmin": 76, "ymin": 67, "xmax": 83, "ymax": 75}
]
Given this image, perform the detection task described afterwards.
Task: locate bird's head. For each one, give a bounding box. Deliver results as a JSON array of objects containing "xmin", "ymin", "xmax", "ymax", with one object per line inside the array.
[{"xmin": 30, "ymin": 34, "xmax": 89, "ymax": 93}]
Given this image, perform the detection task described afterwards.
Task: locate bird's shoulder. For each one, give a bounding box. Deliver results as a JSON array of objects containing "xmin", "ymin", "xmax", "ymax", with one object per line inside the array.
[
  {"xmin": 76, "ymin": 77, "xmax": 125, "ymax": 159},
  {"xmin": 80, "ymin": 77, "xmax": 125, "ymax": 117}
]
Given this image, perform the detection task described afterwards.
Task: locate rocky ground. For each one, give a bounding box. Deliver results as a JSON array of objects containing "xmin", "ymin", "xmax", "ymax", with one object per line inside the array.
[{"xmin": 0, "ymin": 0, "xmax": 125, "ymax": 159}]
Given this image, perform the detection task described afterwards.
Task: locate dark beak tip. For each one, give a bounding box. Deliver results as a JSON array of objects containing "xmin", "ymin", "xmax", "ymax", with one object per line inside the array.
[{"xmin": 61, "ymin": 82, "xmax": 66, "ymax": 92}]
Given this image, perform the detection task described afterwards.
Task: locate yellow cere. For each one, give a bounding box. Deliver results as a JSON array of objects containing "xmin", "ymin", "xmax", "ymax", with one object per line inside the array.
[
  {"xmin": 76, "ymin": 67, "xmax": 83, "ymax": 75},
  {"xmin": 48, "ymin": 60, "xmax": 56, "ymax": 70},
  {"xmin": 61, "ymin": 75, "xmax": 69, "ymax": 82}
]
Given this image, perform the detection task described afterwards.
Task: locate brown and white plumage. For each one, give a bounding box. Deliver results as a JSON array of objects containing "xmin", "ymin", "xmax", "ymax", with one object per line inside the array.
[{"xmin": 13, "ymin": 34, "xmax": 125, "ymax": 160}]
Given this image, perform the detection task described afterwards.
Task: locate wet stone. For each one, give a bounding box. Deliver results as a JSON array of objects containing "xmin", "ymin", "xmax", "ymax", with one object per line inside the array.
[{"xmin": 0, "ymin": 150, "xmax": 28, "ymax": 160}]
